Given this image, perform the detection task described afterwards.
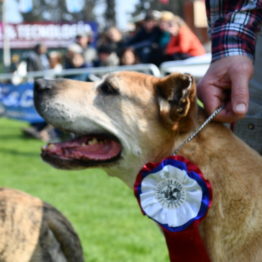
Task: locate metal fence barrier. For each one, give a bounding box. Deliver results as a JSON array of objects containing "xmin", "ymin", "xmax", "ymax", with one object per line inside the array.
[
  {"xmin": 0, "ymin": 63, "xmax": 161, "ymax": 82},
  {"xmin": 159, "ymin": 53, "xmax": 211, "ymax": 81}
]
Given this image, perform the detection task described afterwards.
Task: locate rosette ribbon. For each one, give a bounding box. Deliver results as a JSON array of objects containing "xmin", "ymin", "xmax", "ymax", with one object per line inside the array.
[{"xmin": 134, "ymin": 155, "xmax": 212, "ymax": 262}]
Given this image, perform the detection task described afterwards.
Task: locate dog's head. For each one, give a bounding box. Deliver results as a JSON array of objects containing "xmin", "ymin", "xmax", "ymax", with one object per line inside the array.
[{"xmin": 34, "ymin": 71, "xmax": 196, "ymax": 186}]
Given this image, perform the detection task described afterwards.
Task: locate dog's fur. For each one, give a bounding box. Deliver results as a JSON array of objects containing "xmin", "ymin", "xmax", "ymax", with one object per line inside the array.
[
  {"xmin": 34, "ymin": 71, "xmax": 262, "ymax": 262},
  {"xmin": 0, "ymin": 188, "xmax": 84, "ymax": 262}
]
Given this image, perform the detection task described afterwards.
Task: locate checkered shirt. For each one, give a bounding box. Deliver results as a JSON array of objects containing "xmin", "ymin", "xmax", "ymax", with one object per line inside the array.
[{"xmin": 206, "ymin": 0, "xmax": 262, "ymax": 62}]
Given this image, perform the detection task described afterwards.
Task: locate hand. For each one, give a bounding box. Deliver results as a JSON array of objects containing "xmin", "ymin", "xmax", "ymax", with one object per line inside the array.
[{"xmin": 197, "ymin": 55, "xmax": 254, "ymax": 122}]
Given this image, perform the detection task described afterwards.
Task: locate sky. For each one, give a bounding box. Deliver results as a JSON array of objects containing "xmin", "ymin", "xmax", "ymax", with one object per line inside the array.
[
  {"xmin": 115, "ymin": 0, "xmax": 139, "ymax": 29},
  {"xmin": 5, "ymin": 0, "xmax": 139, "ymax": 29},
  {"xmin": 5, "ymin": 0, "xmax": 23, "ymax": 23}
]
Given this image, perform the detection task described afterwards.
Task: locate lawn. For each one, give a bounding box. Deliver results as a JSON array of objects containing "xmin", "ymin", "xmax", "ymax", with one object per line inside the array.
[{"xmin": 0, "ymin": 118, "xmax": 168, "ymax": 262}]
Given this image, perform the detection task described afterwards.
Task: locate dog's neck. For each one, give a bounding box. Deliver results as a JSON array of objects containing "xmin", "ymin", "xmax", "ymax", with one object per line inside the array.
[
  {"xmin": 107, "ymin": 107, "xmax": 258, "ymax": 189},
  {"xmin": 178, "ymin": 120, "xmax": 226, "ymax": 165},
  {"xmin": 176, "ymin": 108, "xmax": 259, "ymax": 181}
]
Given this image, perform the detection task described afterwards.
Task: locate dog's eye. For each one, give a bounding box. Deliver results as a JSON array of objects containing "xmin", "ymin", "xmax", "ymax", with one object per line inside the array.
[{"xmin": 99, "ymin": 82, "xmax": 119, "ymax": 95}]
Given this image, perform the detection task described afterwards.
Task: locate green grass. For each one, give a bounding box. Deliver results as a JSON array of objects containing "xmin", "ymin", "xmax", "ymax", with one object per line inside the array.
[{"xmin": 0, "ymin": 118, "xmax": 168, "ymax": 262}]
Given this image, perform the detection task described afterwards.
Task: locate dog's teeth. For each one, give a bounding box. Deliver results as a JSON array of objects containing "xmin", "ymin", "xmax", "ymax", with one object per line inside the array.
[
  {"xmin": 47, "ymin": 144, "xmax": 56, "ymax": 150},
  {"xmin": 88, "ymin": 138, "xmax": 98, "ymax": 145}
]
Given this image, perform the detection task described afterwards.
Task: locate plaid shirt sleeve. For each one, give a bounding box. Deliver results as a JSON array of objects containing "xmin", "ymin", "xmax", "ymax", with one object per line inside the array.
[{"xmin": 206, "ymin": 0, "xmax": 262, "ymax": 62}]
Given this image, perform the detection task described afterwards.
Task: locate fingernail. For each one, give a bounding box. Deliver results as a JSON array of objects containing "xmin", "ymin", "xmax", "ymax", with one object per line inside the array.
[{"xmin": 235, "ymin": 103, "xmax": 247, "ymax": 113}]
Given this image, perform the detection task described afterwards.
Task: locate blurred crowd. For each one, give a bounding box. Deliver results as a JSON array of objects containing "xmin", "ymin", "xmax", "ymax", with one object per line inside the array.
[
  {"xmin": 10, "ymin": 10, "xmax": 207, "ymax": 141},
  {"xmin": 11, "ymin": 10, "xmax": 206, "ymax": 82}
]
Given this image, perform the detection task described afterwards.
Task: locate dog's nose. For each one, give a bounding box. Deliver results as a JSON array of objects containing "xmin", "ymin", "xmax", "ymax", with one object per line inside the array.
[{"xmin": 34, "ymin": 79, "xmax": 54, "ymax": 92}]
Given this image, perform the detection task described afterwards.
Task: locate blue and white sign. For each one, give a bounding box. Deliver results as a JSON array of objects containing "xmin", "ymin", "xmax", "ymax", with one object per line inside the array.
[{"xmin": 0, "ymin": 82, "xmax": 44, "ymax": 123}]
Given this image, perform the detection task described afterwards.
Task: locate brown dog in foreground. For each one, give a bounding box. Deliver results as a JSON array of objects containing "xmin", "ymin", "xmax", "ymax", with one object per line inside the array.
[
  {"xmin": 0, "ymin": 188, "xmax": 83, "ymax": 262},
  {"xmin": 34, "ymin": 71, "xmax": 262, "ymax": 262}
]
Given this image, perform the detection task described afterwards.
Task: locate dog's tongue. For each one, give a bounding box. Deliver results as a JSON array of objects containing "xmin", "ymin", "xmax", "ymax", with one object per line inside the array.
[{"xmin": 42, "ymin": 135, "xmax": 121, "ymax": 161}]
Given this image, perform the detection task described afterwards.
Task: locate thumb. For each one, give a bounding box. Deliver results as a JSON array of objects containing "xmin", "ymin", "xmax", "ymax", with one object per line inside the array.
[
  {"xmin": 230, "ymin": 73, "xmax": 250, "ymax": 116},
  {"xmin": 230, "ymin": 56, "xmax": 253, "ymax": 116}
]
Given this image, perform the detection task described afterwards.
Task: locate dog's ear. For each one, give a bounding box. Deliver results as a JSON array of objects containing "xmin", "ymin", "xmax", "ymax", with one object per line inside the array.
[{"xmin": 155, "ymin": 73, "xmax": 196, "ymax": 131}]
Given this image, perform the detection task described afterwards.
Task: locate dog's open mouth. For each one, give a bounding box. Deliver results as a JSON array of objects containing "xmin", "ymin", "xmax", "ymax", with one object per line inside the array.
[{"xmin": 41, "ymin": 134, "xmax": 122, "ymax": 169}]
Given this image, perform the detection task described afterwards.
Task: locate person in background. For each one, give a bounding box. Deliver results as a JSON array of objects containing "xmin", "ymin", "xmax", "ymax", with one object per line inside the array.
[
  {"xmin": 10, "ymin": 54, "xmax": 21, "ymax": 73},
  {"xmin": 64, "ymin": 44, "xmax": 86, "ymax": 69},
  {"xmin": 12, "ymin": 43, "xmax": 50, "ymax": 84},
  {"xmin": 125, "ymin": 10, "xmax": 162, "ymax": 63},
  {"xmin": 49, "ymin": 51, "xmax": 63, "ymax": 73},
  {"xmin": 93, "ymin": 45, "xmax": 119, "ymax": 67},
  {"xmin": 64, "ymin": 44, "xmax": 89, "ymax": 81},
  {"xmin": 25, "ymin": 43, "xmax": 50, "ymax": 72},
  {"xmin": 74, "ymin": 33, "xmax": 97, "ymax": 66},
  {"xmin": 99, "ymin": 26, "xmax": 125, "ymax": 57},
  {"xmin": 197, "ymin": 0, "xmax": 262, "ymax": 154},
  {"xmin": 65, "ymin": 32, "xmax": 97, "ymax": 68},
  {"xmin": 119, "ymin": 47, "xmax": 140, "ymax": 66},
  {"xmin": 158, "ymin": 11, "xmax": 206, "ymax": 62}
]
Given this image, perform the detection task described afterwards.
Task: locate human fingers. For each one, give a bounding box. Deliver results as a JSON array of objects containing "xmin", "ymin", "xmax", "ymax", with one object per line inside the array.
[
  {"xmin": 198, "ymin": 56, "xmax": 254, "ymax": 122},
  {"xmin": 198, "ymin": 83, "xmax": 237, "ymax": 122},
  {"xmin": 197, "ymin": 78, "xmax": 224, "ymax": 115},
  {"xmin": 229, "ymin": 57, "xmax": 253, "ymax": 117},
  {"xmin": 198, "ymin": 82, "xmax": 248, "ymax": 123},
  {"xmin": 214, "ymin": 101, "xmax": 244, "ymax": 122}
]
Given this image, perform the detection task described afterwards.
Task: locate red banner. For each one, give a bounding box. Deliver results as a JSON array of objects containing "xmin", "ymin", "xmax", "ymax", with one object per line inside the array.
[{"xmin": 0, "ymin": 21, "xmax": 98, "ymax": 49}]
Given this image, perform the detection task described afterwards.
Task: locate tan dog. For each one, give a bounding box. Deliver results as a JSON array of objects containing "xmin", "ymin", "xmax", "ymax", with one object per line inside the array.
[
  {"xmin": 34, "ymin": 72, "xmax": 262, "ymax": 262},
  {"xmin": 0, "ymin": 188, "xmax": 83, "ymax": 262}
]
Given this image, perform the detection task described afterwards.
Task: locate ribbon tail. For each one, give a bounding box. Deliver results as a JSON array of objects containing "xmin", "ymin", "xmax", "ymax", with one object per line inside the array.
[{"xmin": 162, "ymin": 223, "xmax": 211, "ymax": 262}]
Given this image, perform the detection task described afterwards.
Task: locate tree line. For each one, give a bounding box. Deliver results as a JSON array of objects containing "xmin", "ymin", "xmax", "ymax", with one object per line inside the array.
[{"xmin": 0, "ymin": 0, "xmax": 187, "ymax": 28}]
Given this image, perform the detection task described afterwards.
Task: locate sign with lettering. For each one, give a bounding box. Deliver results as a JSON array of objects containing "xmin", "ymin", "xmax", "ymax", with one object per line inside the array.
[
  {"xmin": 0, "ymin": 82, "xmax": 43, "ymax": 122},
  {"xmin": 0, "ymin": 21, "xmax": 98, "ymax": 49}
]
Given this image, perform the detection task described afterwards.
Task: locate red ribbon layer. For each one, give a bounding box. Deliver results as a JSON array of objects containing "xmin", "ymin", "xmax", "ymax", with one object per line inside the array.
[
  {"xmin": 134, "ymin": 155, "xmax": 212, "ymax": 262},
  {"xmin": 163, "ymin": 222, "xmax": 210, "ymax": 262}
]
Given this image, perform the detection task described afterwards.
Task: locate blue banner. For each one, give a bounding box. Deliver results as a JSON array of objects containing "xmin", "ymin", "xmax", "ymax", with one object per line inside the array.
[{"xmin": 0, "ymin": 82, "xmax": 44, "ymax": 123}]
